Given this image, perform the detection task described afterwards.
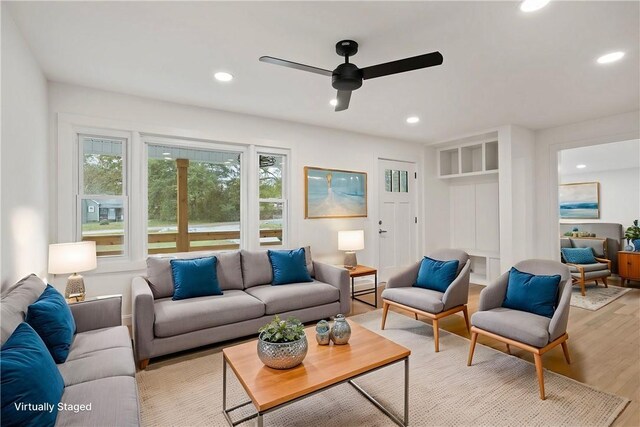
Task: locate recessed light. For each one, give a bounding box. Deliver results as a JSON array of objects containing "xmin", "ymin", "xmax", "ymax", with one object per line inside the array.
[
  {"xmin": 406, "ymin": 116, "xmax": 420, "ymax": 124},
  {"xmin": 520, "ymin": 0, "xmax": 550, "ymax": 12},
  {"xmin": 597, "ymin": 51, "xmax": 625, "ymax": 64},
  {"xmin": 162, "ymin": 152, "xmax": 171, "ymax": 156},
  {"xmin": 214, "ymin": 72, "xmax": 233, "ymax": 82},
  {"xmin": 329, "ymin": 99, "xmax": 338, "ymax": 107},
  {"xmin": 576, "ymin": 164, "xmax": 587, "ymax": 169}
]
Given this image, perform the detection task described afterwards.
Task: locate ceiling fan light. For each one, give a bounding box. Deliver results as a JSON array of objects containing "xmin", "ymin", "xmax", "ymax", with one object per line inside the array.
[
  {"xmin": 329, "ymin": 99, "xmax": 338, "ymax": 107},
  {"xmin": 520, "ymin": 0, "xmax": 550, "ymax": 12},
  {"xmin": 597, "ymin": 51, "xmax": 625, "ymax": 64}
]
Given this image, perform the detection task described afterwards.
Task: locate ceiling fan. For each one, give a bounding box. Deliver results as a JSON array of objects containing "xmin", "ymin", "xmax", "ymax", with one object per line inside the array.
[{"xmin": 259, "ymin": 40, "xmax": 443, "ymax": 112}]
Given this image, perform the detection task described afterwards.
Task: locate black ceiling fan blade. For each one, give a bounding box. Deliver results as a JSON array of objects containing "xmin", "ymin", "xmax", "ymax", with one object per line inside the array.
[
  {"xmin": 335, "ymin": 90, "xmax": 351, "ymax": 112},
  {"xmin": 361, "ymin": 51, "xmax": 443, "ymax": 80},
  {"xmin": 259, "ymin": 56, "xmax": 332, "ymax": 77}
]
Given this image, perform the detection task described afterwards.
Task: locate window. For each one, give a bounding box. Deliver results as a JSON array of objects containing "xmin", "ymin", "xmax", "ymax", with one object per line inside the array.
[
  {"xmin": 385, "ymin": 169, "xmax": 409, "ymax": 193},
  {"xmin": 78, "ymin": 135, "xmax": 127, "ymax": 257},
  {"xmin": 259, "ymin": 153, "xmax": 286, "ymax": 247},
  {"xmin": 147, "ymin": 143, "xmax": 242, "ymax": 254}
]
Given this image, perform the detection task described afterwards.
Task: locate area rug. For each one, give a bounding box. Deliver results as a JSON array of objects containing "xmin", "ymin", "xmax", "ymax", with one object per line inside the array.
[
  {"xmin": 136, "ymin": 311, "xmax": 629, "ymax": 426},
  {"xmin": 570, "ymin": 284, "xmax": 632, "ymax": 311}
]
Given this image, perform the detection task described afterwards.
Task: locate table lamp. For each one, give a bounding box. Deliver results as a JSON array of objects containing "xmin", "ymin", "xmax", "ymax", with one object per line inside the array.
[
  {"xmin": 48, "ymin": 241, "xmax": 97, "ymax": 301},
  {"xmin": 338, "ymin": 230, "xmax": 364, "ymax": 270}
]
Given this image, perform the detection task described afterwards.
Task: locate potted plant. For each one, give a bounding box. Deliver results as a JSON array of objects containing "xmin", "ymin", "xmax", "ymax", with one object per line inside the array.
[
  {"xmin": 257, "ymin": 315, "xmax": 308, "ymax": 369},
  {"xmin": 624, "ymin": 219, "xmax": 640, "ymax": 252}
]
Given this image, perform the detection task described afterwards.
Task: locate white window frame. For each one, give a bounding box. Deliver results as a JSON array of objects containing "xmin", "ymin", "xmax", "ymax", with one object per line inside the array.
[
  {"xmin": 75, "ymin": 131, "xmax": 131, "ymax": 260},
  {"xmin": 142, "ymin": 135, "xmax": 249, "ymax": 255},
  {"xmin": 257, "ymin": 148, "xmax": 289, "ymax": 248}
]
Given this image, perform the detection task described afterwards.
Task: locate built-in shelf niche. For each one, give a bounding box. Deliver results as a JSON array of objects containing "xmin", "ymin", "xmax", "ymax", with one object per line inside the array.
[{"xmin": 438, "ymin": 139, "xmax": 499, "ymax": 178}]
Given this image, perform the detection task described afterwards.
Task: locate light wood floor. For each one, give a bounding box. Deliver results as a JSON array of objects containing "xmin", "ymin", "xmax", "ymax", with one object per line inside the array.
[{"xmin": 349, "ymin": 280, "xmax": 640, "ymax": 427}]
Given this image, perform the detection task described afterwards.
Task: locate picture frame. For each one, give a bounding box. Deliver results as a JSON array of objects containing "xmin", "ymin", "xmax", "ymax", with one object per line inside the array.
[
  {"xmin": 559, "ymin": 182, "xmax": 600, "ymax": 219},
  {"xmin": 304, "ymin": 166, "xmax": 367, "ymax": 219}
]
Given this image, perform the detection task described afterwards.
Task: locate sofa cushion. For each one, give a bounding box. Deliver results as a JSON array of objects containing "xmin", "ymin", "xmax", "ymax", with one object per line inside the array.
[
  {"xmin": 414, "ymin": 256, "xmax": 459, "ymax": 293},
  {"xmin": 570, "ymin": 269, "xmax": 612, "ymax": 279},
  {"xmin": 153, "ymin": 290, "xmax": 265, "ymax": 338},
  {"xmin": 241, "ymin": 250, "xmax": 273, "ymax": 288},
  {"xmin": 381, "ymin": 287, "xmax": 445, "ymax": 314},
  {"xmin": 58, "ymin": 347, "xmax": 135, "ymax": 387},
  {"xmin": 56, "ymin": 376, "xmax": 139, "ymax": 427},
  {"xmin": 1, "ymin": 323, "xmax": 65, "ymax": 427},
  {"xmin": 472, "ymin": 308, "xmax": 551, "ymax": 348},
  {"xmin": 26, "ymin": 285, "xmax": 76, "ymax": 363},
  {"xmin": 170, "ymin": 257, "xmax": 223, "ymax": 300},
  {"xmin": 1, "ymin": 274, "xmax": 47, "ymax": 345},
  {"xmin": 502, "ymin": 267, "xmax": 560, "ymax": 318},
  {"xmin": 268, "ymin": 248, "xmax": 313, "ymax": 285},
  {"xmin": 146, "ymin": 251, "xmax": 244, "ymax": 299},
  {"xmin": 67, "ymin": 326, "xmax": 131, "ymax": 361},
  {"xmin": 245, "ymin": 281, "xmax": 339, "ymax": 315}
]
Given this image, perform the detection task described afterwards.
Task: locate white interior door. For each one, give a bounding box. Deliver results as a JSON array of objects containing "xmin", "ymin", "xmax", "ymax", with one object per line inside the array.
[{"xmin": 378, "ymin": 159, "xmax": 417, "ymax": 280}]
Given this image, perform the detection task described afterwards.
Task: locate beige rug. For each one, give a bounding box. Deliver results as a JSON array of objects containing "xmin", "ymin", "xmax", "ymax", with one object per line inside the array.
[
  {"xmin": 570, "ymin": 284, "xmax": 632, "ymax": 311},
  {"xmin": 137, "ymin": 311, "xmax": 629, "ymax": 426}
]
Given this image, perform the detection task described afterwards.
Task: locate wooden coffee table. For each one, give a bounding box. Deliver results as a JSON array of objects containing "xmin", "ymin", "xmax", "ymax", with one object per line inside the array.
[{"xmin": 222, "ymin": 322, "xmax": 410, "ymax": 427}]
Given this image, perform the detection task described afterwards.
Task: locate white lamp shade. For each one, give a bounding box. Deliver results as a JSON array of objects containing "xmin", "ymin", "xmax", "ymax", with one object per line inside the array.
[
  {"xmin": 338, "ymin": 230, "xmax": 365, "ymax": 251},
  {"xmin": 48, "ymin": 241, "xmax": 97, "ymax": 274}
]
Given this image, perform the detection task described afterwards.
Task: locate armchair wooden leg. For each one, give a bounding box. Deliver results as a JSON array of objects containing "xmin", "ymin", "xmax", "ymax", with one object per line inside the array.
[
  {"xmin": 534, "ymin": 353, "xmax": 545, "ymax": 400},
  {"xmin": 580, "ymin": 281, "xmax": 586, "ymax": 296},
  {"xmin": 381, "ymin": 301, "xmax": 389, "ymax": 330},
  {"xmin": 602, "ymin": 277, "xmax": 608, "ymax": 288},
  {"xmin": 139, "ymin": 359, "xmax": 150, "ymax": 370},
  {"xmin": 414, "ymin": 312, "xmax": 419, "ymax": 320},
  {"xmin": 462, "ymin": 305, "xmax": 470, "ymax": 333},
  {"xmin": 433, "ymin": 318, "xmax": 440, "ymax": 352},
  {"xmin": 561, "ymin": 341, "xmax": 571, "ymax": 364},
  {"xmin": 506, "ymin": 344, "xmax": 511, "ymax": 355},
  {"xmin": 467, "ymin": 331, "xmax": 478, "ymax": 366}
]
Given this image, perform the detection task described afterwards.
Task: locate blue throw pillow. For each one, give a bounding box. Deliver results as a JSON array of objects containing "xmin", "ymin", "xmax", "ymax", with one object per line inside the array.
[
  {"xmin": 502, "ymin": 267, "xmax": 561, "ymax": 318},
  {"xmin": 26, "ymin": 284, "xmax": 76, "ymax": 363},
  {"xmin": 413, "ymin": 256, "xmax": 460, "ymax": 293},
  {"xmin": 268, "ymin": 248, "xmax": 313, "ymax": 285},
  {"xmin": 170, "ymin": 256, "xmax": 222, "ymax": 300},
  {"xmin": 1, "ymin": 323, "xmax": 65, "ymax": 427},
  {"xmin": 561, "ymin": 247, "xmax": 596, "ymax": 264}
]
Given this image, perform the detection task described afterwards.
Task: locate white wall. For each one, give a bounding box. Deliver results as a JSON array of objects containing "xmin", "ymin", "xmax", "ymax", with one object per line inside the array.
[
  {"xmin": 48, "ymin": 82, "xmax": 424, "ymax": 318},
  {"xmin": 534, "ymin": 111, "xmax": 640, "ymax": 260},
  {"xmin": 1, "ymin": 8, "xmax": 49, "ymax": 291},
  {"xmin": 560, "ymin": 167, "xmax": 640, "ymax": 228}
]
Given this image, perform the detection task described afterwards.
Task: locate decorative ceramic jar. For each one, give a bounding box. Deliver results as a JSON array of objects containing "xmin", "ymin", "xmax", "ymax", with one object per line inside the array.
[
  {"xmin": 315, "ymin": 320, "xmax": 331, "ymax": 345},
  {"xmin": 257, "ymin": 333, "xmax": 308, "ymax": 369},
  {"xmin": 330, "ymin": 314, "xmax": 351, "ymax": 345}
]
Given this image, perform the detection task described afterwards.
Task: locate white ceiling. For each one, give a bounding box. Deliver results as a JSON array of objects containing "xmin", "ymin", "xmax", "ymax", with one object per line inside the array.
[
  {"xmin": 6, "ymin": 1, "xmax": 640, "ymax": 143},
  {"xmin": 559, "ymin": 139, "xmax": 640, "ymax": 174}
]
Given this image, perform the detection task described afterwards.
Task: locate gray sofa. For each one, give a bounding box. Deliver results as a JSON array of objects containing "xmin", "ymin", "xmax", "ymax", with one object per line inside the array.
[
  {"xmin": 1, "ymin": 274, "xmax": 140, "ymax": 426},
  {"xmin": 132, "ymin": 249, "xmax": 350, "ymax": 368}
]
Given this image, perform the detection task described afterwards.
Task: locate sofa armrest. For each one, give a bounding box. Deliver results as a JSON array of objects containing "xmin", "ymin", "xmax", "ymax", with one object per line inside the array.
[
  {"xmin": 549, "ymin": 278, "xmax": 572, "ymax": 341},
  {"xmin": 477, "ymin": 271, "xmax": 509, "ymax": 312},
  {"xmin": 70, "ymin": 296, "xmax": 122, "ymax": 333},
  {"xmin": 595, "ymin": 257, "xmax": 612, "ymax": 270},
  {"xmin": 442, "ymin": 260, "xmax": 471, "ymax": 310},
  {"xmin": 313, "ymin": 261, "xmax": 350, "ymax": 315},
  {"xmin": 132, "ymin": 277, "xmax": 155, "ymax": 363},
  {"xmin": 385, "ymin": 261, "xmax": 421, "ymax": 289}
]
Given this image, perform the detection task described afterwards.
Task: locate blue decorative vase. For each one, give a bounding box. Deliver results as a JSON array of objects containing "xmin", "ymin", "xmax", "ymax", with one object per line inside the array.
[{"xmin": 634, "ymin": 239, "xmax": 640, "ymax": 252}]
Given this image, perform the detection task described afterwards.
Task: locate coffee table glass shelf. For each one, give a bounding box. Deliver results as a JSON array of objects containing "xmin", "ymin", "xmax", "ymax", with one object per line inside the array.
[{"xmin": 222, "ymin": 322, "xmax": 410, "ymax": 427}]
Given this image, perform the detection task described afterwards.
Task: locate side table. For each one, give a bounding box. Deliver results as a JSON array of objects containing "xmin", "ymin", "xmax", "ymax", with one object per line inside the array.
[{"xmin": 348, "ymin": 265, "xmax": 378, "ymax": 308}]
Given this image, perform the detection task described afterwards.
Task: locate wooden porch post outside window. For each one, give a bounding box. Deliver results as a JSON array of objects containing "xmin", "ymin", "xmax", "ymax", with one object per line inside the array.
[{"xmin": 176, "ymin": 159, "xmax": 189, "ymax": 252}]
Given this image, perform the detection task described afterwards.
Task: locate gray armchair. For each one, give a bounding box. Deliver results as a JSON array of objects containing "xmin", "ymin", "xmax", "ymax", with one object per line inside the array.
[
  {"xmin": 468, "ymin": 259, "xmax": 572, "ymax": 400},
  {"xmin": 381, "ymin": 249, "xmax": 471, "ymax": 352},
  {"xmin": 562, "ymin": 237, "xmax": 611, "ymax": 296}
]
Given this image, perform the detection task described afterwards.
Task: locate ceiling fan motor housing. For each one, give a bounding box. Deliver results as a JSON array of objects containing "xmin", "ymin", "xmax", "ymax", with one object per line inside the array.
[{"xmin": 332, "ymin": 63, "xmax": 363, "ymax": 90}]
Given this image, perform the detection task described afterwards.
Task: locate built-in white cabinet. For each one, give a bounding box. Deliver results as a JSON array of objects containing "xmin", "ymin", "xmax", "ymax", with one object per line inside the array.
[{"xmin": 438, "ymin": 140, "xmax": 499, "ymax": 178}]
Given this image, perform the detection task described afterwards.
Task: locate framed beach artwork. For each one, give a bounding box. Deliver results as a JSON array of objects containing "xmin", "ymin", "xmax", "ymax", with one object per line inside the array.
[
  {"xmin": 304, "ymin": 167, "xmax": 367, "ymax": 219},
  {"xmin": 559, "ymin": 182, "xmax": 600, "ymax": 219}
]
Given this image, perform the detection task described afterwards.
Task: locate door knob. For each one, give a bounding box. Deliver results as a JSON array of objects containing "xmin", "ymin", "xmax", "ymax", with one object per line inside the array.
[{"xmin": 379, "ymin": 229, "xmax": 388, "ymax": 234}]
